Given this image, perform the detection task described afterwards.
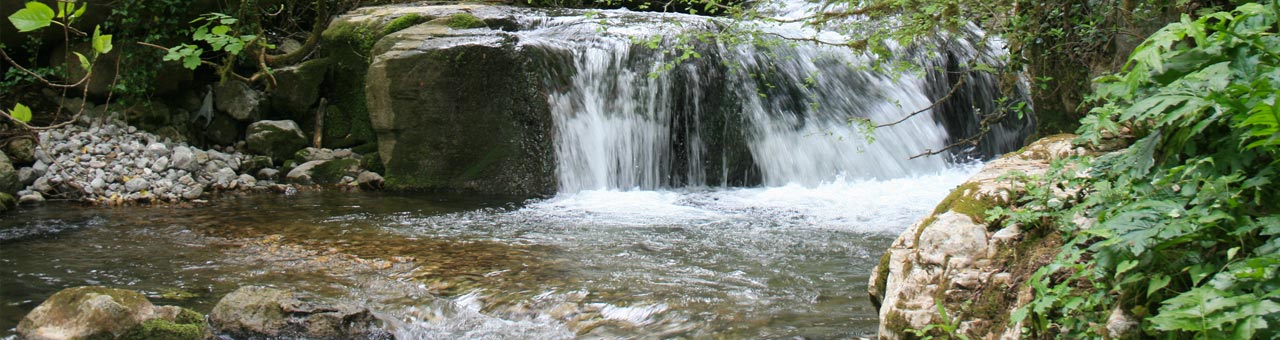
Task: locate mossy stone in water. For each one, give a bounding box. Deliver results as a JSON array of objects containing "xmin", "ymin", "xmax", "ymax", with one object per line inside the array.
[
  {"xmin": 311, "ymin": 159, "xmax": 361, "ymax": 184},
  {"xmin": 119, "ymin": 308, "xmax": 208, "ymax": 340},
  {"xmin": 0, "ymin": 192, "xmax": 15, "ymax": 212}
]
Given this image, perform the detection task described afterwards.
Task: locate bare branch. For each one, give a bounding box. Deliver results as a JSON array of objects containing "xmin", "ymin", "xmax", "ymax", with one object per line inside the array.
[{"xmin": 876, "ymin": 77, "xmax": 966, "ymax": 128}]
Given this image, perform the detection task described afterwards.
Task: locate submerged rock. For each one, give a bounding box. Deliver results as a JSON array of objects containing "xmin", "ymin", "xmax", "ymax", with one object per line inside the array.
[
  {"xmin": 210, "ymin": 286, "xmax": 392, "ymax": 340},
  {"xmin": 17, "ymin": 286, "xmax": 207, "ymax": 340}
]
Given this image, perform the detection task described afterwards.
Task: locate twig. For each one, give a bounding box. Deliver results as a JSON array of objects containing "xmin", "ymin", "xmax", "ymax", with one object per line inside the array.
[
  {"xmin": 876, "ymin": 77, "xmax": 966, "ymax": 128},
  {"xmin": 0, "ymin": 48, "xmax": 91, "ymax": 88}
]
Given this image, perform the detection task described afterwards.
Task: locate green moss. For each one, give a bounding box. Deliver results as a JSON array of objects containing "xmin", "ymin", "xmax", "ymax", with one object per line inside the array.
[
  {"xmin": 872, "ymin": 251, "xmax": 892, "ymax": 309},
  {"xmin": 914, "ymin": 182, "xmax": 999, "ymax": 247},
  {"xmin": 0, "ymin": 192, "xmax": 15, "ymax": 212},
  {"xmin": 119, "ymin": 317, "xmax": 205, "ymax": 340},
  {"xmin": 361, "ymin": 152, "xmax": 385, "ymax": 174},
  {"xmin": 446, "ymin": 13, "xmax": 487, "ymax": 29},
  {"xmin": 312, "ymin": 159, "xmax": 360, "ymax": 184},
  {"xmin": 382, "ymin": 14, "xmax": 427, "ymax": 36},
  {"xmin": 46, "ymin": 287, "xmax": 151, "ymax": 311}
]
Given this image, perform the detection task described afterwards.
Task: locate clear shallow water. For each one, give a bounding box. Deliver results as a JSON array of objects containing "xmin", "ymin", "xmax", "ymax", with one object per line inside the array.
[{"xmin": 0, "ymin": 165, "xmax": 976, "ymax": 339}]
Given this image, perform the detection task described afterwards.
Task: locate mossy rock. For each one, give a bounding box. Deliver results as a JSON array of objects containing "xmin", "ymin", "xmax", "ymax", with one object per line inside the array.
[
  {"xmin": 0, "ymin": 150, "xmax": 20, "ymax": 194},
  {"xmin": 246, "ymin": 120, "xmax": 309, "ymax": 162},
  {"xmin": 17, "ymin": 286, "xmax": 199, "ymax": 340},
  {"xmin": 311, "ymin": 159, "xmax": 361, "ymax": 184},
  {"xmin": 119, "ymin": 308, "xmax": 208, "ymax": 340},
  {"xmin": 0, "ymin": 192, "xmax": 15, "ymax": 212}
]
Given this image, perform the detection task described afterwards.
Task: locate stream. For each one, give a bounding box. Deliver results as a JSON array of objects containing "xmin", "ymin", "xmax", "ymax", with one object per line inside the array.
[{"xmin": 1, "ymin": 164, "xmax": 975, "ymax": 338}]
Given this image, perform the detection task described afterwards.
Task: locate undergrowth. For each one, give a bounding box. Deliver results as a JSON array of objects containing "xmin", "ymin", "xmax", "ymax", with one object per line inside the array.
[{"xmin": 989, "ymin": 1, "xmax": 1280, "ymax": 338}]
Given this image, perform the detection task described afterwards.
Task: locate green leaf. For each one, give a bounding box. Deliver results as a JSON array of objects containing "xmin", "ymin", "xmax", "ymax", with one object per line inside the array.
[
  {"xmin": 73, "ymin": 52, "xmax": 90, "ymax": 72},
  {"xmin": 1116, "ymin": 260, "xmax": 1139, "ymax": 278},
  {"xmin": 10, "ymin": 103, "xmax": 32, "ymax": 123},
  {"xmin": 211, "ymin": 25, "xmax": 231, "ymax": 36},
  {"xmin": 1148, "ymin": 274, "xmax": 1171, "ymax": 297},
  {"xmin": 8, "ymin": 1, "xmax": 55, "ymax": 32},
  {"xmin": 72, "ymin": 3, "xmax": 86, "ymax": 20},
  {"xmin": 92, "ymin": 26, "xmax": 113, "ymax": 55}
]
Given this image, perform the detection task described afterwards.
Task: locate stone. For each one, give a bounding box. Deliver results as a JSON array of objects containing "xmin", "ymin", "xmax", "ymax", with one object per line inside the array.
[
  {"xmin": 269, "ymin": 58, "xmax": 329, "ymax": 118},
  {"xmin": 0, "ymin": 151, "xmax": 20, "ymax": 194},
  {"xmin": 151, "ymin": 156, "xmax": 170, "ymax": 173},
  {"xmin": 17, "ymin": 167, "xmax": 36, "ymax": 186},
  {"xmin": 294, "ymin": 147, "xmax": 336, "ymax": 162},
  {"xmin": 205, "ymin": 113, "xmax": 241, "ymax": 147},
  {"xmin": 246, "ymin": 120, "xmax": 308, "ymax": 161},
  {"xmin": 241, "ymin": 156, "xmax": 273, "ymax": 175},
  {"xmin": 171, "ymin": 147, "xmax": 197, "ymax": 171},
  {"xmin": 214, "ymin": 80, "xmax": 262, "ymax": 121},
  {"xmin": 310, "ymin": 159, "xmax": 361, "ymax": 184},
  {"xmin": 1106, "ymin": 306, "xmax": 1138, "ymax": 338},
  {"xmin": 366, "ymin": 19, "xmax": 555, "ymax": 196},
  {"xmin": 238, "ymin": 174, "xmax": 257, "ymax": 188},
  {"xmin": 181, "ymin": 186, "xmax": 204, "ymax": 200},
  {"xmin": 257, "ymin": 168, "xmax": 281, "ymax": 181},
  {"xmin": 125, "ymin": 178, "xmax": 150, "ymax": 193},
  {"xmin": 213, "ymin": 168, "xmax": 237, "ymax": 188},
  {"xmin": 286, "ymin": 160, "xmax": 326, "ymax": 184},
  {"xmin": 17, "ymin": 286, "xmax": 205, "ymax": 340},
  {"xmin": 357, "ymin": 171, "xmax": 384, "ymax": 190},
  {"xmin": 4, "ymin": 138, "xmax": 36, "ymax": 165},
  {"xmin": 18, "ymin": 192, "xmax": 44, "ymax": 204},
  {"xmin": 210, "ymin": 286, "xmax": 391, "ymax": 340},
  {"xmin": 146, "ymin": 143, "xmax": 170, "ymax": 157}
]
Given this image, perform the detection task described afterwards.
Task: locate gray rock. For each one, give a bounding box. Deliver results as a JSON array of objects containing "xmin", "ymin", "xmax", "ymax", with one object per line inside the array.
[
  {"xmin": 146, "ymin": 143, "xmax": 170, "ymax": 157},
  {"xmin": 182, "ymin": 186, "xmax": 204, "ymax": 200},
  {"xmin": 295, "ymin": 147, "xmax": 335, "ymax": 162},
  {"xmin": 17, "ymin": 167, "xmax": 36, "ymax": 186},
  {"xmin": 238, "ymin": 174, "xmax": 257, "ymax": 188},
  {"xmin": 213, "ymin": 168, "xmax": 237, "ymax": 188},
  {"xmin": 214, "ymin": 80, "xmax": 262, "ymax": 121},
  {"xmin": 268, "ymin": 58, "xmax": 329, "ymax": 118},
  {"xmin": 246, "ymin": 120, "xmax": 308, "ymax": 161},
  {"xmin": 151, "ymin": 156, "xmax": 170, "ymax": 173},
  {"xmin": 332, "ymin": 149, "xmax": 355, "ymax": 159},
  {"xmin": 18, "ymin": 192, "xmax": 44, "ymax": 204},
  {"xmin": 285, "ymin": 160, "xmax": 325, "ymax": 184},
  {"xmin": 357, "ymin": 171, "xmax": 384, "ymax": 190},
  {"xmin": 125, "ymin": 178, "xmax": 150, "ymax": 193},
  {"xmin": 172, "ymin": 147, "xmax": 197, "ymax": 171},
  {"xmin": 257, "ymin": 168, "xmax": 280, "ymax": 181},
  {"xmin": 209, "ymin": 286, "xmax": 390, "ymax": 340},
  {"xmin": 205, "ymin": 113, "xmax": 241, "ymax": 146},
  {"xmin": 90, "ymin": 177, "xmax": 106, "ymax": 191}
]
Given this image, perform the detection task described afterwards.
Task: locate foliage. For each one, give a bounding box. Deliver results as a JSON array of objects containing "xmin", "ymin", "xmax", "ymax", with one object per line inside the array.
[
  {"xmin": 165, "ymin": 13, "xmax": 270, "ymax": 70},
  {"xmin": 991, "ymin": 2, "xmax": 1280, "ymax": 338},
  {"xmin": 3, "ymin": 1, "xmax": 112, "ymax": 125}
]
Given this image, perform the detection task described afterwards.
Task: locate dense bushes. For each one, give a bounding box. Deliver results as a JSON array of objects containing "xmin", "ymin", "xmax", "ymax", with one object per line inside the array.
[{"xmin": 992, "ymin": 2, "xmax": 1280, "ymax": 338}]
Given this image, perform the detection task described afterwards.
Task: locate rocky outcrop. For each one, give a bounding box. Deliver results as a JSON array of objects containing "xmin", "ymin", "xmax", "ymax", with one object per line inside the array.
[
  {"xmin": 210, "ymin": 286, "xmax": 392, "ymax": 340},
  {"xmin": 361, "ymin": 5, "xmax": 555, "ymax": 196},
  {"xmin": 869, "ymin": 135, "xmax": 1088, "ymax": 339},
  {"xmin": 246, "ymin": 120, "xmax": 309, "ymax": 162},
  {"xmin": 17, "ymin": 286, "xmax": 207, "ymax": 340}
]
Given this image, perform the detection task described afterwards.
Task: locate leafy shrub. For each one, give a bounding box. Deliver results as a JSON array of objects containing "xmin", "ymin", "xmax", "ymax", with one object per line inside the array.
[{"xmin": 997, "ymin": 2, "xmax": 1280, "ymax": 338}]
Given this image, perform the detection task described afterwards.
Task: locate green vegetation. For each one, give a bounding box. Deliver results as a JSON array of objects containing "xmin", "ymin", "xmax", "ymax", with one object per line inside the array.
[
  {"xmin": 446, "ymin": 13, "xmax": 487, "ymax": 29},
  {"xmin": 983, "ymin": 2, "xmax": 1280, "ymax": 338}
]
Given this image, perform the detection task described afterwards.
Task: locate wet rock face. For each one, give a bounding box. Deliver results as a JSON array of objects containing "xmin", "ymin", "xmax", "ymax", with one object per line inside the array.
[
  {"xmin": 869, "ymin": 135, "xmax": 1088, "ymax": 340},
  {"xmin": 210, "ymin": 286, "xmax": 393, "ymax": 340},
  {"xmin": 17, "ymin": 286, "xmax": 206, "ymax": 340},
  {"xmin": 366, "ymin": 15, "xmax": 556, "ymax": 196}
]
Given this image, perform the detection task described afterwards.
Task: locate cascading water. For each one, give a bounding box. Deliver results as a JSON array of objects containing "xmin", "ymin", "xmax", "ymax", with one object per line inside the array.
[{"xmin": 520, "ymin": 10, "xmax": 1030, "ymax": 192}]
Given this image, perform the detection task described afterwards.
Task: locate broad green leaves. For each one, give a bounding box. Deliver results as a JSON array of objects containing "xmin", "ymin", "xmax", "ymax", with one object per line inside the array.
[
  {"xmin": 9, "ymin": 103, "xmax": 32, "ymax": 123},
  {"xmin": 7, "ymin": 1, "xmax": 53, "ymax": 32},
  {"xmin": 92, "ymin": 26, "xmax": 113, "ymax": 55}
]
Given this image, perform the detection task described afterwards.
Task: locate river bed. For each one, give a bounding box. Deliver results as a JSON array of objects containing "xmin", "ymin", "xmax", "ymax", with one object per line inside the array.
[{"xmin": 1, "ymin": 165, "xmax": 975, "ymax": 339}]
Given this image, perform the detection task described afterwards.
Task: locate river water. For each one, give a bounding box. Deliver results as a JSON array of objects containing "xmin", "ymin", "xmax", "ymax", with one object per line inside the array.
[{"xmin": 1, "ymin": 164, "xmax": 976, "ymax": 338}]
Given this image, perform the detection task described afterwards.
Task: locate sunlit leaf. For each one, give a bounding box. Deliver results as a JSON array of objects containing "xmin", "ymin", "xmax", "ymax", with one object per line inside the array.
[
  {"xmin": 8, "ymin": 1, "xmax": 54, "ymax": 32},
  {"xmin": 10, "ymin": 103, "xmax": 32, "ymax": 123}
]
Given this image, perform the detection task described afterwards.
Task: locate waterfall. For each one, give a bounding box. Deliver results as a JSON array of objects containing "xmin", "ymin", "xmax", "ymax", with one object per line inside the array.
[{"xmin": 517, "ymin": 11, "xmax": 1032, "ymax": 193}]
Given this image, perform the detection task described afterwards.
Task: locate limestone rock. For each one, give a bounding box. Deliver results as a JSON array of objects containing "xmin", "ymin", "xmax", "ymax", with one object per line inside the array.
[
  {"xmin": 214, "ymin": 79, "xmax": 262, "ymax": 121},
  {"xmin": 210, "ymin": 286, "xmax": 391, "ymax": 340},
  {"xmin": 171, "ymin": 146, "xmax": 198, "ymax": 171},
  {"xmin": 246, "ymin": 120, "xmax": 308, "ymax": 161},
  {"xmin": 870, "ymin": 135, "xmax": 1087, "ymax": 339}
]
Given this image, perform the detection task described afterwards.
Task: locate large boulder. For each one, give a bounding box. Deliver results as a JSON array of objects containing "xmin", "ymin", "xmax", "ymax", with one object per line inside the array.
[
  {"xmin": 869, "ymin": 135, "xmax": 1091, "ymax": 339},
  {"xmin": 17, "ymin": 286, "xmax": 206, "ymax": 340},
  {"xmin": 364, "ymin": 8, "xmax": 555, "ymax": 196},
  {"xmin": 215, "ymin": 80, "xmax": 263, "ymax": 121},
  {"xmin": 0, "ymin": 151, "xmax": 20, "ymax": 194},
  {"xmin": 210, "ymin": 286, "xmax": 391, "ymax": 339},
  {"xmin": 246, "ymin": 120, "xmax": 309, "ymax": 161},
  {"xmin": 270, "ymin": 58, "xmax": 330, "ymax": 119},
  {"xmin": 4, "ymin": 138, "xmax": 36, "ymax": 166}
]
